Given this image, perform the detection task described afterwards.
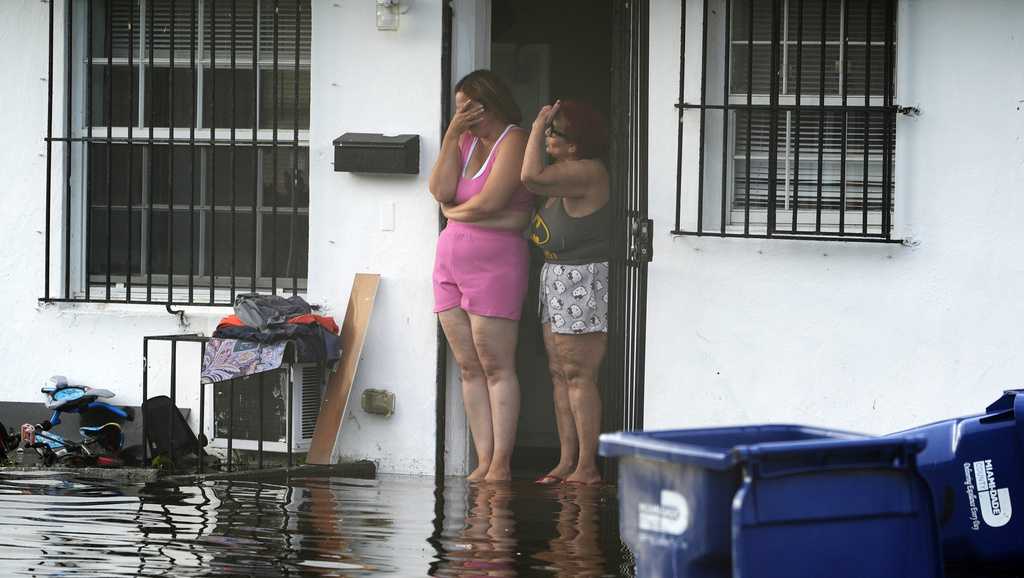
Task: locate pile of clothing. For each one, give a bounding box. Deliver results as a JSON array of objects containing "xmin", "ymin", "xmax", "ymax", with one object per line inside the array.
[{"xmin": 201, "ymin": 294, "xmax": 341, "ymax": 384}]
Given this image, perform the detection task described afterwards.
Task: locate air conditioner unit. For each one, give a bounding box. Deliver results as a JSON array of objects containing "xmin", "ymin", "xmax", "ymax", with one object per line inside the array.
[{"xmin": 205, "ymin": 363, "xmax": 325, "ymax": 453}]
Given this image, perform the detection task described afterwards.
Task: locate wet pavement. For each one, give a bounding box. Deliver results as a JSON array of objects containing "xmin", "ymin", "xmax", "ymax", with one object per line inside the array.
[{"xmin": 0, "ymin": 470, "xmax": 634, "ymax": 577}]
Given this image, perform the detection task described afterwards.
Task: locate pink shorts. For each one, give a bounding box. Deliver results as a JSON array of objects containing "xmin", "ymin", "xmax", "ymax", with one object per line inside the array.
[{"xmin": 433, "ymin": 221, "xmax": 529, "ymax": 320}]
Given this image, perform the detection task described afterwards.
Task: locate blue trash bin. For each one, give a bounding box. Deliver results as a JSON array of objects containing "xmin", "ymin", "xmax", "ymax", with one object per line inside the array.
[
  {"xmin": 730, "ymin": 437, "xmax": 944, "ymax": 578},
  {"xmin": 600, "ymin": 426, "xmax": 943, "ymax": 578},
  {"xmin": 893, "ymin": 389, "xmax": 1024, "ymax": 568}
]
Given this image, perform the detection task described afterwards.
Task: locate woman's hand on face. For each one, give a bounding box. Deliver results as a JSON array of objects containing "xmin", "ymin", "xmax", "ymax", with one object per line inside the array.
[
  {"xmin": 449, "ymin": 99, "xmax": 486, "ymax": 136},
  {"xmin": 533, "ymin": 100, "xmax": 561, "ymax": 130}
]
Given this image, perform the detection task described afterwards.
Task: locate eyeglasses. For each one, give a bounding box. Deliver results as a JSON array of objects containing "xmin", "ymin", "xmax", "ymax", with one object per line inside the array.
[{"xmin": 545, "ymin": 125, "xmax": 570, "ymax": 140}]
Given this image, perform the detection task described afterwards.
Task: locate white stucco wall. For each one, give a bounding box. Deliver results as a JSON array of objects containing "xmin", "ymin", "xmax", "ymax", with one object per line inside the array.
[
  {"xmin": 308, "ymin": 0, "xmax": 442, "ymax": 474},
  {"xmin": 645, "ymin": 0, "xmax": 1024, "ymax": 434},
  {"xmin": 0, "ymin": 0, "xmax": 443, "ymax": 475}
]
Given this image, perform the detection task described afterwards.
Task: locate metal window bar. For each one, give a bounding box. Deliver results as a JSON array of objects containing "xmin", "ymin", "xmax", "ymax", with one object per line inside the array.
[
  {"xmin": 147, "ymin": 0, "xmax": 155, "ymax": 301},
  {"xmin": 766, "ymin": 0, "xmax": 781, "ymax": 235},
  {"xmin": 744, "ymin": 0, "xmax": 753, "ymax": 235},
  {"xmin": 673, "ymin": 0, "xmax": 687, "ymax": 234},
  {"xmin": 106, "ymin": 4, "xmax": 116, "ymax": 300},
  {"xmin": 230, "ymin": 0, "xmax": 238, "ymax": 302},
  {"xmin": 251, "ymin": 3, "xmax": 258, "ymax": 297},
  {"xmin": 291, "ymin": 0, "xmax": 301, "ymax": 297},
  {"xmin": 168, "ymin": 0, "xmax": 177, "ymax": 303},
  {"xmin": 792, "ymin": 0, "xmax": 804, "ymax": 232},
  {"xmin": 210, "ymin": 0, "xmax": 218, "ymax": 305},
  {"xmin": 86, "ymin": 0, "xmax": 93, "ymax": 298},
  {"xmin": 839, "ymin": 0, "xmax": 848, "ymax": 233},
  {"xmin": 271, "ymin": 0, "xmax": 279, "ymax": 297},
  {"xmin": 142, "ymin": 333, "xmax": 301, "ymax": 474},
  {"xmin": 673, "ymin": 0, "xmax": 898, "ymax": 242},
  {"xmin": 45, "ymin": 0, "xmax": 54, "ymax": 299},
  {"xmin": 64, "ymin": 0, "xmax": 73, "ymax": 300},
  {"xmin": 189, "ymin": 0, "xmax": 197, "ymax": 303},
  {"xmin": 129, "ymin": 0, "xmax": 137, "ymax": 303},
  {"xmin": 816, "ymin": 0, "xmax": 826, "ymax": 231},
  {"xmin": 720, "ymin": 0, "xmax": 732, "ymax": 236},
  {"xmin": 42, "ymin": 0, "xmax": 311, "ymax": 307}
]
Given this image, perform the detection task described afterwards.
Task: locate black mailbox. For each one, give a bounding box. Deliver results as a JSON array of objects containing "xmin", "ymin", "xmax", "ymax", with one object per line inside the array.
[{"xmin": 333, "ymin": 133, "xmax": 419, "ymax": 175}]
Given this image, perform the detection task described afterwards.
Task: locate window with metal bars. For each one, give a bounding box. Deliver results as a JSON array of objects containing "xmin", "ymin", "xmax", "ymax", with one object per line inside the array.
[
  {"xmin": 674, "ymin": 0, "xmax": 898, "ymax": 242},
  {"xmin": 43, "ymin": 0, "xmax": 311, "ymax": 306}
]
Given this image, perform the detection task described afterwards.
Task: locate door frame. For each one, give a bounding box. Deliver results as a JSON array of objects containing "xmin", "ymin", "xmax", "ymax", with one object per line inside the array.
[
  {"xmin": 435, "ymin": 0, "xmax": 650, "ymax": 478},
  {"xmin": 604, "ymin": 0, "xmax": 651, "ymax": 438},
  {"xmin": 437, "ymin": 0, "xmax": 494, "ymax": 478}
]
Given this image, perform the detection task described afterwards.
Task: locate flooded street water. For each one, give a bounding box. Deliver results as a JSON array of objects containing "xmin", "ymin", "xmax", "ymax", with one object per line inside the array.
[{"xmin": 0, "ymin": 470, "xmax": 633, "ymax": 577}]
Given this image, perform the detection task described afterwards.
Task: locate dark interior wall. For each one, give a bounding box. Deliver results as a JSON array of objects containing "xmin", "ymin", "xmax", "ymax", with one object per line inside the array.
[
  {"xmin": 491, "ymin": 0, "xmax": 613, "ymax": 120},
  {"xmin": 490, "ymin": 1, "xmax": 613, "ymax": 471}
]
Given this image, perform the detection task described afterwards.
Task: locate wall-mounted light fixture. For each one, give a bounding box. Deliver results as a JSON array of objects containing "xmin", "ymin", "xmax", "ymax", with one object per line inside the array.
[{"xmin": 376, "ymin": 0, "xmax": 413, "ymax": 31}]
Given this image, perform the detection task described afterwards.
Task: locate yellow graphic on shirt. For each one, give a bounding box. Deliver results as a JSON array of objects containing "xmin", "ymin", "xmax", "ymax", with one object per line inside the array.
[{"xmin": 530, "ymin": 212, "xmax": 558, "ymax": 260}]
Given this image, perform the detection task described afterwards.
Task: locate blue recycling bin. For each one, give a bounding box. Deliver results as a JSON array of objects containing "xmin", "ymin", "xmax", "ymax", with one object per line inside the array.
[
  {"xmin": 892, "ymin": 389, "xmax": 1024, "ymax": 569},
  {"xmin": 730, "ymin": 436, "xmax": 944, "ymax": 578},
  {"xmin": 600, "ymin": 426, "xmax": 944, "ymax": 578}
]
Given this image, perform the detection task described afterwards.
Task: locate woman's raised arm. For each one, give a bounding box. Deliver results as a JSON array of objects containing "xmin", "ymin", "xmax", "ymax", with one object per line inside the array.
[{"xmin": 521, "ymin": 103, "xmax": 597, "ymax": 198}]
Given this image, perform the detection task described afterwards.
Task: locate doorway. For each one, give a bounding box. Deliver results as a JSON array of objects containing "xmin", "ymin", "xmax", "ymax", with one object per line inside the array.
[
  {"xmin": 490, "ymin": 0, "xmax": 614, "ymax": 478},
  {"xmin": 440, "ymin": 0, "xmax": 649, "ymax": 480}
]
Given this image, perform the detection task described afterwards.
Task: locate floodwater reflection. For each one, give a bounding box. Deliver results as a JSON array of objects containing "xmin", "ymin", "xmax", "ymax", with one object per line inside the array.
[
  {"xmin": 432, "ymin": 478, "xmax": 632, "ymax": 577},
  {"xmin": 0, "ymin": 471, "xmax": 633, "ymax": 577},
  {"xmin": 535, "ymin": 484, "xmax": 608, "ymax": 577}
]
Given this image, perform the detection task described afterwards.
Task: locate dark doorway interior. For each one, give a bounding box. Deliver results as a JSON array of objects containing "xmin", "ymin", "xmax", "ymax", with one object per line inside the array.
[
  {"xmin": 492, "ymin": 1, "xmax": 612, "ymax": 123},
  {"xmin": 490, "ymin": 0, "xmax": 614, "ymax": 479}
]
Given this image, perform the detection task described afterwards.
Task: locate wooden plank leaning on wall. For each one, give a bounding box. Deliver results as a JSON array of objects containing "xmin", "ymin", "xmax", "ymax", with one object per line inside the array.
[{"xmin": 307, "ymin": 273, "xmax": 381, "ymax": 465}]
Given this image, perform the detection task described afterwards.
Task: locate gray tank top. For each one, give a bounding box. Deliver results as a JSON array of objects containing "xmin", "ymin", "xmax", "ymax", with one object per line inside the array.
[{"xmin": 530, "ymin": 199, "xmax": 611, "ymax": 264}]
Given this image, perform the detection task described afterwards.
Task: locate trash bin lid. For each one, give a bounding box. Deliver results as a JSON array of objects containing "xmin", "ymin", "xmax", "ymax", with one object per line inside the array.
[
  {"xmin": 978, "ymin": 389, "xmax": 1024, "ymax": 454},
  {"xmin": 986, "ymin": 388, "xmax": 1023, "ymax": 414},
  {"xmin": 599, "ymin": 424, "xmax": 868, "ymax": 470}
]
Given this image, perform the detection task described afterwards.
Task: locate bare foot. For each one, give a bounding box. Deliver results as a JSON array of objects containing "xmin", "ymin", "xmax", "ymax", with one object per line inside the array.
[
  {"xmin": 565, "ymin": 467, "xmax": 602, "ymax": 485},
  {"xmin": 543, "ymin": 462, "xmax": 575, "ymax": 481},
  {"xmin": 467, "ymin": 464, "xmax": 490, "ymax": 482},
  {"xmin": 484, "ymin": 465, "xmax": 511, "ymax": 482}
]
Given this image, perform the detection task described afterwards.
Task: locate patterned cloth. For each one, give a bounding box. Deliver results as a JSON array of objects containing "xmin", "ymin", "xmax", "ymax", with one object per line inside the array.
[
  {"xmin": 539, "ymin": 261, "xmax": 610, "ymax": 334},
  {"xmin": 200, "ymin": 338, "xmax": 288, "ymax": 384}
]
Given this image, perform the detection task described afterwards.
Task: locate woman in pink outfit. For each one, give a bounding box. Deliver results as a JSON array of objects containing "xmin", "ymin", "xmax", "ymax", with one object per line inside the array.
[{"xmin": 428, "ymin": 70, "xmax": 533, "ymax": 482}]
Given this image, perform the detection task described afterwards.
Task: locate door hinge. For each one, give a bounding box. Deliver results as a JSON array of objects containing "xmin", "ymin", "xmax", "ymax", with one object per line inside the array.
[{"xmin": 629, "ymin": 217, "xmax": 654, "ymax": 264}]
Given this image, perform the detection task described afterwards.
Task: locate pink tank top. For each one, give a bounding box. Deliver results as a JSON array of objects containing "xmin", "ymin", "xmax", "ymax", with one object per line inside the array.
[{"xmin": 455, "ymin": 126, "xmax": 533, "ymax": 213}]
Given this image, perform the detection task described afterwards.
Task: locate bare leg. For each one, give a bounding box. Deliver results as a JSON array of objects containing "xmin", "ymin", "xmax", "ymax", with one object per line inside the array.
[
  {"xmin": 468, "ymin": 313, "xmax": 521, "ymax": 482},
  {"xmin": 542, "ymin": 323, "xmax": 579, "ymax": 480},
  {"xmin": 554, "ymin": 331, "xmax": 607, "ymax": 485},
  {"xmin": 439, "ymin": 308, "xmax": 491, "ymax": 481}
]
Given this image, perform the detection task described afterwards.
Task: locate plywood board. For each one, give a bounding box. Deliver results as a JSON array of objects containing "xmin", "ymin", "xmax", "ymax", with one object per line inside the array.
[{"xmin": 306, "ymin": 273, "xmax": 380, "ymax": 464}]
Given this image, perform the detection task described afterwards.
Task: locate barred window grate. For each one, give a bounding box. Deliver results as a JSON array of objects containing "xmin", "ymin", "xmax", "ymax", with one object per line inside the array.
[
  {"xmin": 674, "ymin": 0, "xmax": 898, "ymax": 242},
  {"xmin": 44, "ymin": 0, "xmax": 312, "ymax": 306}
]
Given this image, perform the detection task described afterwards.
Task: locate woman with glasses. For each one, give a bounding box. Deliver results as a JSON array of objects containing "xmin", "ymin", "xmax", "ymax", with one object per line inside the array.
[
  {"xmin": 522, "ymin": 100, "xmax": 610, "ymax": 485},
  {"xmin": 428, "ymin": 70, "xmax": 533, "ymax": 482}
]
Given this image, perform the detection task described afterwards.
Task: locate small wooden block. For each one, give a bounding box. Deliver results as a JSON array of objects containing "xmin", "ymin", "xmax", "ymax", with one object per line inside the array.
[{"xmin": 306, "ymin": 273, "xmax": 380, "ymax": 464}]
